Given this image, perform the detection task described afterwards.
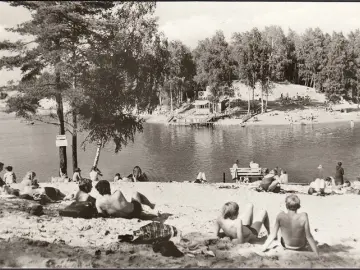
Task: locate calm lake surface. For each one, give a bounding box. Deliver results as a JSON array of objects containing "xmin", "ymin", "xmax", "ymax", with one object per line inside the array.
[{"xmin": 1, "ymin": 113, "xmax": 359, "ymax": 184}]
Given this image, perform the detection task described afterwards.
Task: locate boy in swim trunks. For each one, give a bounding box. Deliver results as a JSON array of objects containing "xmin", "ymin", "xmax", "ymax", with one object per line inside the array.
[
  {"xmin": 215, "ymin": 202, "xmax": 270, "ymax": 244},
  {"xmin": 262, "ymin": 194, "xmax": 319, "ymax": 256},
  {"xmin": 95, "ymin": 180, "xmax": 155, "ymax": 218}
]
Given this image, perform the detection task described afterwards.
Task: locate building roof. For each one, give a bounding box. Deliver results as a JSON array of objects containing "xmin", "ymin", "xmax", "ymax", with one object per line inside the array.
[{"xmin": 194, "ymin": 100, "xmax": 210, "ymax": 106}]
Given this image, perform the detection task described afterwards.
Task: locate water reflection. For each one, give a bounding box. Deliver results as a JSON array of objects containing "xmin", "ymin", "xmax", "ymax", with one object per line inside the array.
[{"xmin": 1, "ymin": 114, "xmax": 360, "ymax": 183}]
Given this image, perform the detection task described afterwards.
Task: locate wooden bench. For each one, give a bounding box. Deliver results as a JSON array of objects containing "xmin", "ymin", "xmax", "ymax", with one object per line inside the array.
[{"xmin": 230, "ymin": 167, "xmax": 263, "ymax": 180}]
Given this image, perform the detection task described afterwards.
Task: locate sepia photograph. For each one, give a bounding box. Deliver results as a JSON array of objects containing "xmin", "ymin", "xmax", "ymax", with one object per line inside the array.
[{"xmin": 1, "ymin": 1, "xmax": 360, "ymax": 268}]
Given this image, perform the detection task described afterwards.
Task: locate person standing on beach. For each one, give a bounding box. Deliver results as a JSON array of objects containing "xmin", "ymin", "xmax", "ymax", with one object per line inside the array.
[
  {"xmin": 262, "ymin": 194, "xmax": 319, "ymax": 256},
  {"xmin": 72, "ymin": 168, "xmax": 82, "ymax": 183},
  {"xmin": 334, "ymin": 162, "xmax": 344, "ymax": 186},
  {"xmin": 231, "ymin": 160, "xmax": 239, "ymax": 181}
]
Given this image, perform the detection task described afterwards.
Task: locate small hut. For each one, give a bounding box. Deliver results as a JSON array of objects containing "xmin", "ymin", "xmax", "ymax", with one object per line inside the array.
[{"xmin": 194, "ymin": 100, "xmax": 212, "ymax": 114}]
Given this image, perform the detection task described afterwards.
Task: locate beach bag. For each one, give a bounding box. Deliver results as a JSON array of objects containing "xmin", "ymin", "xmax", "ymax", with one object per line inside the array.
[{"xmin": 59, "ymin": 201, "xmax": 96, "ymax": 219}]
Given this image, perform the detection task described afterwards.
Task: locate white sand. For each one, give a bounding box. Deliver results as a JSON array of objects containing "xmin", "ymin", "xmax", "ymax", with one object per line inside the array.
[{"xmin": 0, "ymin": 181, "xmax": 360, "ymax": 267}]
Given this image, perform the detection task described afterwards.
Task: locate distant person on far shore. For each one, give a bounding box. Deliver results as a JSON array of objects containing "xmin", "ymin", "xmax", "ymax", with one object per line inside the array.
[
  {"xmin": 262, "ymin": 195, "xmax": 319, "ymax": 256},
  {"xmin": 3, "ymin": 166, "xmax": 16, "ymax": 185},
  {"xmin": 316, "ymin": 165, "xmax": 324, "ymax": 180},
  {"xmin": 72, "ymin": 168, "xmax": 82, "ymax": 183},
  {"xmin": 90, "ymin": 166, "xmax": 102, "ymax": 182},
  {"xmin": 114, "ymin": 173, "xmax": 122, "ymax": 182},
  {"xmin": 335, "ymin": 162, "xmax": 344, "ymax": 186},
  {"xmin": 279, "ymin": 170, "xmax": 288, "ymax": 184}
]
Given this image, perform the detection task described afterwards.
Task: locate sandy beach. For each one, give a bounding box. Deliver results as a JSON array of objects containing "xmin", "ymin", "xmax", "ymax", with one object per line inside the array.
[{"xmin": 1, "ymin": 181, "xmax": 360, "ymax": 268}]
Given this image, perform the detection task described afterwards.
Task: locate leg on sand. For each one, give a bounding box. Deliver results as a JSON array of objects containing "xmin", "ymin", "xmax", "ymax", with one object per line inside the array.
[
  {"xmin": 132, "ymin": 192, "xmax": 155, "ymax": 209},
  {"xmin": 251, "ymin": 209, "xmax": 270, "ymax": 236},
  {"xmin": 240, "ymin": 203, "xmax": 254, "ymax": 226}
]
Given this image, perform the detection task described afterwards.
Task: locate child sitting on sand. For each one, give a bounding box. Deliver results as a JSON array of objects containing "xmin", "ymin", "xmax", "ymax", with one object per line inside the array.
[
  {"xmin": 3, "ymin": 166, "xmax": 16, "ymax": 185},
  {"xmin": 74, "ymin": 178, "xmax": 96, "ymax": 206},
  {"xmin": 72, "ymin": 168, "xmax": 82, "ymax": 183},
  {"xmin": 215, "ymin": 202, "xmax": 270, "ymax": 244},
  {"xmin": 114, "ymin": 173, "xmax": 122, "ymax": 182},
  {"xmin": 126, "ymin": 166, "xmax": 149, "ymax": 182},
  {"xmin": 94, "ymin": 180, "xmax": 155, "ymax": 218},
  {"xmin": 90, "ymin": 166, "xmax": 102, "ymax": 182},
  {"xmin": 262, "ymin": 194, "xmax": 319, "ymax": 256}
]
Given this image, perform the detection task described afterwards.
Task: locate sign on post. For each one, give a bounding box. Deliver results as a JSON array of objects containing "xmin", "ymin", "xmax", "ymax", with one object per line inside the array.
[{"xmin": 56, "ymin": 135, "xmax": 68, "ymax": 147}]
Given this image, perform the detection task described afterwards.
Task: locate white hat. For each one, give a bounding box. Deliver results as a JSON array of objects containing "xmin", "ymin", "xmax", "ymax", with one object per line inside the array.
[{"xmin": 317, "ymin": 165, "xmax": 323, "ymax": 169}]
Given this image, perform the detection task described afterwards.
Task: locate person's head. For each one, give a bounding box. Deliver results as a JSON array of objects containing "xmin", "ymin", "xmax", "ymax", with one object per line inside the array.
[
  {"xmin": 221, "ymin": 201, "xmax": 239, "ymax": 220},
  {"xmin": 263, "ymin": 168, "xmax": 269, "ymax": 174},
  {"xmin": 5, "ymin": 166, "xmax": 12, "ymax": 172},
  {"xmin": 281, "ymin": 170, "xmax": 286, "ymax": 175},
  {"xmin": 343, "ymin": 180, "xmax": 351, "ymax": 187},
  {"xmin": 0, "ymin": 162, "xmax": 3, "ymax": 171},
  {"xmin": 317, "ymin": 165, "xmax": 323, "ymax": 170},
  {"xmin": 337, "ymin": 162, "xmax": 342, "ymax": 167},
  {"xmin": 235, "ymin": 160, "xmax": 239, "ymax": 165},
  {"xmin": 78, "ymin": 178, "xmax": 92, "ymax": 193},
  {"xmin": 95, "ymin": 180, "xmax": 111, "ymax": 195},
  {"xmin": 114, "ymin": 173, "xmax": 121, "ymax": 180},
  {"xmin": 25, "ymin": 171, "xmax": 36, "ymax": 181},
  {"xmin": 285, "ymin": 194, "xmax": 301, "ymax": 211},
  {"xmin": 325, "ymin": 177, "xmax": 332, "ymax": 186},
  {"xmin": 91, "ymin": 166, "xmax": 96, "ymax": 172},
  {"xmin": 273, "ymin": 169, "xmax": 278, "ymax": 175},
  {"xmin": 133, "ymin": 166, "xmax": 142, "ymax": 179},
  {"xmin": 74, "ymin": 168, "xmax": 81, "ymax": 173}
]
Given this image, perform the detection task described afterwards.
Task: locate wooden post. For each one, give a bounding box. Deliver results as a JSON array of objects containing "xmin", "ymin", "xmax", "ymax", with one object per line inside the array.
[{"xmin": 223, "ymin": 172, "xmax": 226, "ymax": 183}]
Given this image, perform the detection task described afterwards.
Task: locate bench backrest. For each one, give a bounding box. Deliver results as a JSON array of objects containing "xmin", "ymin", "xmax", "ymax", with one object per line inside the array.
[{"xmin": 230, "ymin": 167, "xmax": 263, "ymax": 176}]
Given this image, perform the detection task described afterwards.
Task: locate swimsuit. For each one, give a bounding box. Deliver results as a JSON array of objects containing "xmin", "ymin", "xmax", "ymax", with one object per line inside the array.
[
  {"xmin": 280, "ymin": 237, "xmax": 307, "ymax": 250},
  {"xmin": 245, "ymin": 225, "xmax": 258, "ymax": 236},
  {"xmin": 129, "ymin": 199, "xmax": 142, "ymax": 218}
]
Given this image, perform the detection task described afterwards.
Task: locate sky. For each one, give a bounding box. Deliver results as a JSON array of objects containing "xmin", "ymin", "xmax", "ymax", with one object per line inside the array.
[{"xmin": 1, "ymin": 1, "xmax": 360, "ymax": 85}]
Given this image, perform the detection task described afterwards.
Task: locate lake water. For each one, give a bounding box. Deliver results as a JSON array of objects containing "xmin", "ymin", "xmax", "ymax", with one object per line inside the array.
[{"xmin": 1, "ymin": 113, "xmax": 360, "ymax": 184}]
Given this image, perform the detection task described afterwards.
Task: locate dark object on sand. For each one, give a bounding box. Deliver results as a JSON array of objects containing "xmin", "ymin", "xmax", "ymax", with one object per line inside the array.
[
  {"xmin": 118, "ymin": 234, "xmax": 134, "ymax": 242},
  {"xmin": 19, "ymin": 194, "xmax": 34, "ymax": 200},
  {"xmin": 29, "ymin": 204, "xmax": 44, "ymax": 216},
  {"xmin": 59, "ymin": 201, "xmax": 96, "ymax": 219},
  {"xmin": 152, "ymin": 241, "xmax": 184, "ymax": 257}
]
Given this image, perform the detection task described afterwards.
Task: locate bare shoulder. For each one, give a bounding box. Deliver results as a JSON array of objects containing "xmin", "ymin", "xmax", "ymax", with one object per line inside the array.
[
  {"xmin": 277, "ymin": 211, "xmax": 286, "ymax": 220},
  {"xmin": 299, "ymin": 212, "xmax": 309, "ymax": 220}
]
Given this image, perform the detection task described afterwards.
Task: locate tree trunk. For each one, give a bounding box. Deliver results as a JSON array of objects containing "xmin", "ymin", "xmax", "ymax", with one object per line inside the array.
[
  {"xmin": 55, "ymin": 73, "xmax": 67, "ymax": 175},
  {"xmin": 72, "ymin": 110, "xmax": 77, "ymax": 173},
  {"xmin": 170, "ymin": 82, "xmax": 173, "ymax": 112},
  {"xmin": 247, "ymin": 88, "xmax": 251, "ymax": 114},
  {"xmin": 261, "ymin": 85, "xmax": 264, "ymax": 114},
  {"xmin": 93, "ymin": 140, "xmax": 102, "ymax": 168}
]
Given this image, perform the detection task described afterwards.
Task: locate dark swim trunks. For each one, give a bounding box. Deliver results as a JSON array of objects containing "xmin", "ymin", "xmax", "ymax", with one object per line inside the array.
[
  {"xmin": 129, "ymin": 199, "xmax": 143, "ymax": 218},
  {"xmin": 245, "ymin": 225, "xmax": 258, "ymax": 236}
]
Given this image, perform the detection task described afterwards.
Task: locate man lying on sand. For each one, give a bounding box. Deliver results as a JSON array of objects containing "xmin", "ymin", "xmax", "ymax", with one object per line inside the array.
[
  {"xmin": 258, "ymin": 169, "xmax": 281, "ymax": 193},
  {"xmin": 95, "ymin": 180, "xmax": 155, "ymax": 218},
  {"xmin": 308, "ymin": 177, "xmax": 333, "ymax": 195},
  {"xmin": 215, "ymin": 202, "xmax": 270, "ymax": 244},
  {"xmin": 262, "ymin": 194, "xmax": 319, "ymax": 256},
  {"xmin": 3, "ymin": 171, "xmax": 66, "ymax": 203}
]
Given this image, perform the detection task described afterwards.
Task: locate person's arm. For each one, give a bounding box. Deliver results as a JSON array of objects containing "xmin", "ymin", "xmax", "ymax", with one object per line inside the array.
[
  {"xmin": 235, "ymin": 219, "xmax": 245, "ymax": 244},
  {"xmin": 304, "ymin": 213, "xmax": 319, "ymax": 257},
  {"xmin": 215, "ymin": 218, "xmax": 221, "ymax": 237},
  {"xmin": 95, "ymin": 198, "xmax": 104, "ymax": 215},
  {"xmin": 262, "ymin": 214, "xmax": 280, "ymax": 251}
]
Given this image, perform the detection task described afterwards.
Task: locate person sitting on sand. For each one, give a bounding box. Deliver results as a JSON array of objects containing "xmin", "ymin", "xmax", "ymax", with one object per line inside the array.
[
  {"xmin": 215, "ymin": 202, "xmax": 270, "ymax": 244},
  {"xmin": 3, "ymin": 165, "xmax": 16, "ymax": 185},
  {"xmin": 308, "ymin": 177, "xmax": 333, "ymax": 195},
  {"xmin": 74, "ymin": 178, "xmax": 96, "ymax": 206},
  {"xmin": 95, "ymin": 180, "xmax": 155, "ymax": 218},
  {"xmin": 262, "ymin": 194, "xmax": 319, "ymax": 256},
  {"xmin": 279, "ymin": 170, "xmax": 288, "ymax": 184},
  {"xmin": 114, "ymin": 173, "xmax": 122, "ymax": 182},
  {"xmin": 72, "ymin": 168, "xmax": 82, "ymax": 183},
  {"xmin": 5, "ymin": 171, "xmax": 66, "ymax": 203},
  {"xmin": 90, "ymin": 166, "xmax": 102, "ymax": 182},
  {"xmin": 258, "ymin": 169, "xmax": 281, "ymax": 193},
  {"xmin": 194, "ymin": 172, "xmax": 207, "ymax": 183},
  {"xmin": 127, "ymin": 166, "xmax": 149, "ymax": 182}
]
